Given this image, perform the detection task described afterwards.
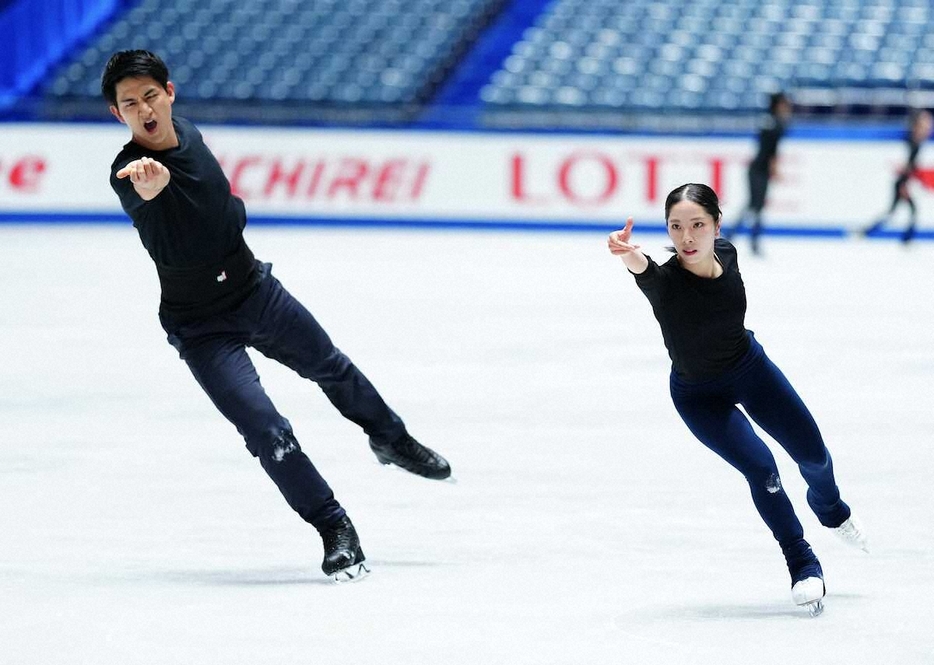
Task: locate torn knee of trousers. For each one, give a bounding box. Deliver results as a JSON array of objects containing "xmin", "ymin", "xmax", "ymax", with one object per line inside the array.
[
  {"xmin": 272, "ymin": 438, "xmax": 297, "ymax": 462},
  {"xmin": 765, "ymin": 472, "xmax": 783, "ymax": 494},
  {"xmin": 258, "ymin": 431, "xmax": 302, "ymax": 463}
]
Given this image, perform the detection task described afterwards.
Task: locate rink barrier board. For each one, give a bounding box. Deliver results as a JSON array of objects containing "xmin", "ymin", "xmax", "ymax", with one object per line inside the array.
[{"xmin": 1, "ymin": 122, "xmax": 931, "ymax": 236}]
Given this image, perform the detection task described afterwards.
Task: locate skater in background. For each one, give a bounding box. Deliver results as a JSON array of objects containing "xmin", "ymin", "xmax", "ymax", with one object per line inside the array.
[
  {"xmin": 726, "ymin": 92, "xmax": 792, "ymax": 255},
  {"xmin": 607, "ymin": 183, "xmax": 868, "ymax": 616},
  {"xmin": 862, "ymin": 108, "xmax": 933, "ymax": 243},
  {"xmin": 102, "ymin": 50, "xmax": 451, "ymax": 582}
]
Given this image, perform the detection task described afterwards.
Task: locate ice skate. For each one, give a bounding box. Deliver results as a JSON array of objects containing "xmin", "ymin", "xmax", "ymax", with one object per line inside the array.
[
  {"xmin": 370, "ymin": 434, "xmax": 451, "ymax": 480},
  {"xmin": 792, "ymin": 576, "xmax": 826, "ymax": 617},
  {"xmin": 783, "ymin": 540, "xmax": 825, "ymax": 617},
  {"xmin": 321, "ymin": 515, "xmax": 369, "ymax": 583},
  {"xmin": 832, "ymin": 515, "xmax": 869, "ymax": 553}
]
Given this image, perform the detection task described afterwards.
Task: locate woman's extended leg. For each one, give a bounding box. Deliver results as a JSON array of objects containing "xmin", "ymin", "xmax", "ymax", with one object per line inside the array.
[
  {"xmin": 738, "ymin": 354, "xmax": 850, "ymax": 528},
  {"xmin": 671, "ymin": 386, "xmax": 805, "ymax": 547}
]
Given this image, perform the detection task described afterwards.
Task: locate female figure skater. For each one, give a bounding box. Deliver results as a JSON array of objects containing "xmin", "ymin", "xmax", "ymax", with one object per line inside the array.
[{"xmin": 607, "ymin": 183, "xmax": 868, "ymax": 616}]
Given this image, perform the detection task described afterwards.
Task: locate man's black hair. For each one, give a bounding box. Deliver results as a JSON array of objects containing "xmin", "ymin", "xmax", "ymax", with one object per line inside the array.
[{"xmin": 101, "ymin": 50, "xmax": 169, "ymax": 106}]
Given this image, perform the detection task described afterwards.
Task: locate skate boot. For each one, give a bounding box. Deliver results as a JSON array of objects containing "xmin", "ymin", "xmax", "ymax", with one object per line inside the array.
[
  {"xmin": 369, "ymin": 434, "xmax": 451, "ymax": 480},
  {"xmin": 832, "ymin": 515, "xmax": 870, "ymax": 553},
  {"xmin": 783, "ymin": 540, "xmax": 825, "ymax": 617},
  {"xmin": 320, "ymin": 515, "xmax": 369, "ymax": 582}
]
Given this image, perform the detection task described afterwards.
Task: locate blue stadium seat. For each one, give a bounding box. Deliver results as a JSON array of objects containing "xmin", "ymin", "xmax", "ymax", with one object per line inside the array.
[
  {"xmin": 481, "ymin": 0, "xmax": 934, "ymax": 116},
  {"xmin": 43, "ymin": 0, "xmax": 506, "ymax": 111},
  {"xmin": 30, "ymin": 0, "xmax": 934, "ymax": 120}
]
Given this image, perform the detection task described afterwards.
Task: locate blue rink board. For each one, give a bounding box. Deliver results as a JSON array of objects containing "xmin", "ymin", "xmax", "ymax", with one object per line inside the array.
[{"xmin": 1, "ymin": 210, "xmax": 931, "ymax": 240}]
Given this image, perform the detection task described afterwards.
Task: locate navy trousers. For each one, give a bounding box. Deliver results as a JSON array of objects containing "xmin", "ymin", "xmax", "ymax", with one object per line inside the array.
[
  {"xmin": 669, "ymin": 333, "xmax": 850, "ymax": 549},
  {"xmin": 161, "ymin": 263, "xmax": 407, "ymax": 532}
]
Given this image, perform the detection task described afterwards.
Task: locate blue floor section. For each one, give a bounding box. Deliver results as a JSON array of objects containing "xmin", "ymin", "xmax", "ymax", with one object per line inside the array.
[{"xmin": 420, "ymin": 0, "xmax": 554, "ymax": 127}]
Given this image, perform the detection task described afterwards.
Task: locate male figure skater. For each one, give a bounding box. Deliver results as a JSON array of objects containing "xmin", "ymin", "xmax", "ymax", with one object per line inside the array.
[
  {"xmin": 102, "ymin": 50, "xmax": 451, "ymax": 581},
  {"xmin": 726, "ymin": 92, "xmax": 792, "ymax": 255}
]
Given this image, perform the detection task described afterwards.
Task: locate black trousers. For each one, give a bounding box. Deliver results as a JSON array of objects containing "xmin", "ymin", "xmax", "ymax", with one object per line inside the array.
[
  {"xmin": 747, "ymin": 165, "xmax": 769, "ymax": 213},
  {"xmin": 670, "ymin": 333, "xmax": 850, "ymax": 550},
  {"xmin": 161, "ymin": 263, "xmax": 407, "ymax": 531}
]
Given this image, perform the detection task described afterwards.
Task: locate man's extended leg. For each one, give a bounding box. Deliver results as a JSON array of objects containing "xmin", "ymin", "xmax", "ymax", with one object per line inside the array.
[
  {"xmin": 248, "ymin": 274, "xmax": 451, "ymax": 479},
  {"xmin": 169, "ymin": 328, "xmax": 346, "ymax": 530}
]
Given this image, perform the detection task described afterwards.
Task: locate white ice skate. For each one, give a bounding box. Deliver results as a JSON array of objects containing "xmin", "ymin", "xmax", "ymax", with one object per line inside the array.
[
  {"xmin": 832, "ymin": 516, "xmax": 870, "ymax": 553},
  {"xmin": 791, "ymin": 577, "xmax": 826, "ymax": 617}
]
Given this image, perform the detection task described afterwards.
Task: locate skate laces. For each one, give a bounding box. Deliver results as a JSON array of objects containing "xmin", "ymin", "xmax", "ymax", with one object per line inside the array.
[
  {"xmin": 396, "ymin": 436, "xmax": 437, "ymax": 463},
  {"xmin": 323, "ymin": 518, "xmax": 355, "ymax": 550}
]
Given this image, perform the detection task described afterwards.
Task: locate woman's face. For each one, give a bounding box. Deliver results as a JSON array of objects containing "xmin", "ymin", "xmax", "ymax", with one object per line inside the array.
[{"xmin": 666, "ymin": 199, "xmax": 720, "ymax": 267}]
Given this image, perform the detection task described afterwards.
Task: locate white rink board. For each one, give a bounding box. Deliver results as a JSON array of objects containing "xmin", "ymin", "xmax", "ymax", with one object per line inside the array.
[
  {"xmin": 1, "ymin": 224, "xmax": 932, "ymax": 664},
  {"xmin": 1, "ymin": 122, "xmax": 930, "ymax": 229}
]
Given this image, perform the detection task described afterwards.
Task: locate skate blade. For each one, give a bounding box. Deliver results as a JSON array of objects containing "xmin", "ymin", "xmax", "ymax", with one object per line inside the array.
[
  {"xmin": 804, "ymin": 599, "xmax": 824, "ymax": 617},
  {"xmin": 374, "ymin": 460, "xmax": 456, "ymax": 483},
  {"xmin": 331, "ymin": 561, "xmax": 370, "ymax": 584}
]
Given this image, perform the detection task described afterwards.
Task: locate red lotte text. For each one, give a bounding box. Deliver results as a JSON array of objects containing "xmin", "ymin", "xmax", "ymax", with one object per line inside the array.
[{"xmin": 509, "ymin": 152, "xmax": 736, "ymax": 205}]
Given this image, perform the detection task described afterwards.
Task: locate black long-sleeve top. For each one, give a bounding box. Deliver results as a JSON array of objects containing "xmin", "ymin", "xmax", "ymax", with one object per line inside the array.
[
  {"xmin": 110, "ymin": 116, "xmax": 260, "ymax": 324},
  {"xmin": 749, "ymin": 115, "xmax": 786, "ymax": 174},
  {"xmin": 632, "ymin": 239, "xmax": 751, "ymax": 382}
]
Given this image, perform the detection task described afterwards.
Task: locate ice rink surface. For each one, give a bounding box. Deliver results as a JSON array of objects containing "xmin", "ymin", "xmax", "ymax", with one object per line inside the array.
[{"xmin": 1, "ymin": 224, "xmax": 932, "ymax": 664}]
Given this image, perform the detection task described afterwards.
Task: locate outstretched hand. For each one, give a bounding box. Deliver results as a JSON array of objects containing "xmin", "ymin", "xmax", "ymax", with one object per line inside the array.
[
  {"xmin": 116, "ymin": 157, "xmax": 170, "ymax": 199},
  {"xmin": 607, "ymin": 217, "xmax": 649, "ymax": 274},
  {"xmin": 607, "ymin": 217, "xmax": 640, "ymax": 255}
]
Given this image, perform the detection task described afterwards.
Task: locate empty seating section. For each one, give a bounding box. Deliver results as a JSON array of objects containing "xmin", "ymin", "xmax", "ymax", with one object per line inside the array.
[
  {"xmin": 480, "ymin": 0, "xmax": 934, "ymax": 114},
  {"xmin": 29, "ymin": 0, "xmax": 934, "ymax": 119},
  {"xmin": 44, "ymin": 0, "xmax": 503, "ymax": 106}
]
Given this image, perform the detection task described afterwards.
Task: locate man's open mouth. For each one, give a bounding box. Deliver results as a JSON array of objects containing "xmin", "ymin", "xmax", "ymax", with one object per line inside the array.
[{"xmin": 144, "ymin": 119, "xmax": 157, "ymax": 133}]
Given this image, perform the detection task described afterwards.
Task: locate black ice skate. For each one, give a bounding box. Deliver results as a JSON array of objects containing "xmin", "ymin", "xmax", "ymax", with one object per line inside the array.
[
  {"xmin": 369, "ymin": 434, "xmax": 452, "ymax": 480},
  {"xmin": 784, "ymin": 540, "xmax": 825, "ymax": 617},
  {"xmin": 321, "ymin": 515, "xmax": 369, "ymax": 583}
]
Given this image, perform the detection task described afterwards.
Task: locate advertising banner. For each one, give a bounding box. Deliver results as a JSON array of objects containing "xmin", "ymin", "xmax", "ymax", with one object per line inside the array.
[{"xmin": 0, "ymin": 122, "xmax": 924, "ymax": 231}]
